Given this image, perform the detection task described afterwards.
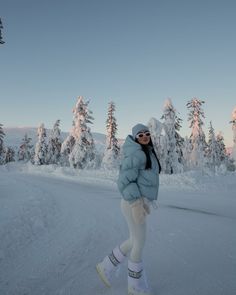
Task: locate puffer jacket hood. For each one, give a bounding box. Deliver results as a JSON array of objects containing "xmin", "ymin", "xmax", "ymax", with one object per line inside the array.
[
  {"xmin": 132, "ymin": 123, "xmax": 149, "ymax": 139},
  {"xmin": 122, "ymin": 135, "xmax": 143, "ymax": 157}
]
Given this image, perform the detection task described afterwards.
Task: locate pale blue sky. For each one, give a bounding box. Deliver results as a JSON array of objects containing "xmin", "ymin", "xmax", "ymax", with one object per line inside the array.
[{"xmin": 1, "ymin": 0, "xmax": 236, "ymax": 146}]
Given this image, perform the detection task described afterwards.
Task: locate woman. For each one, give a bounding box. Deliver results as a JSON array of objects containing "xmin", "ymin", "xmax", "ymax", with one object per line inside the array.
[{"xmin": 96, "ymin": 123, "xmax": 161, "ymax": 295}]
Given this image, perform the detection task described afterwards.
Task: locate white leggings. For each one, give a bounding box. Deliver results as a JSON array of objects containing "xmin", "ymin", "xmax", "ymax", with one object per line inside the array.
[{"xmin": 119, "ymin": 199, "xmax": 146, "ymax": 263}]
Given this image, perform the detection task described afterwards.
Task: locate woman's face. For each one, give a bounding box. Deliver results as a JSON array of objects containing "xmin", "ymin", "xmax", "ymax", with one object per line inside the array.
[{"xmin": 136, "ymin": 131, "xmax": 151, "ymax": 145}]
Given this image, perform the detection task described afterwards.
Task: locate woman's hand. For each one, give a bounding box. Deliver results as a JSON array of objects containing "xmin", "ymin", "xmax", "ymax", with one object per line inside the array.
[
  {"xmin": 143, "ymin": 199, "xmax": 151, "ymax": 215},
  {"xmin": 130, "ymin": 198, "xmax": 149, "ymax": 224}
]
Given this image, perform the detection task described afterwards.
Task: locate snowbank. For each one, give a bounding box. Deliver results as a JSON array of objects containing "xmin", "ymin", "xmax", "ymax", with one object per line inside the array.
[{"xmin": 1, "ymin": 162, "xmax": 235, "ymax": 193}]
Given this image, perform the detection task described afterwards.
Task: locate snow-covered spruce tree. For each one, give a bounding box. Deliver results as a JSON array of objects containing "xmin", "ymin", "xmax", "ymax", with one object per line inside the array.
[
  {"xmin": 0, "ymin": 123, "xmax": 5, "ymax": 164},
  {"xmin": 101, "ymin": 101, "xmax": 120, "ymax": 169},
  {"xmin": 230, "ymin": 107, "xmax": 236, "ymax": 161},
  {"xmin": 60, "ymin": 134, "xmax": 75, "ymax": 166},
  {"xmin": 215, "ymin": 132, "xmax": 235, "ymax": 172},
  {"xmin": 175, "ymin": 113, "xmax": 185, "ymax": 168},
  {"xmin": 186, "ymin": 98, "xmax": 207, "ymax": 169},
  {"xmin": 182, "ymin": 136, "xmax": 192, "ymax": 170},
  {"xmin": 214, "ymin": 131, "xmax": 234, "ymax": 172},
  {"xmin": 47, "ymin": 120, "xmax": 62, "ymax": 165},
  {"xmin": 4, "ymin": 146, "xmax": 15, "ymax": 163},
  {"xmin": 61, "ymin": 104, "xmax": 79, "ymax": 166},
  {"xmin": 18, "ymin": 133, "xmax": 33, "ymax": 162},
  {"xmin": 160, "ymin": 99, "xmax": 184, "ymax": 173},
  {"xmin": 148, "ymin": 117, "xmax": 166, "ymax": 172},
  {"xmin": 226, "ymin": 155, "xmax": 236, "ymax": 172},
  {"xmin": 215, "ymin": 132, "xmax": 227, "ymax": 164},
  {"xmin": 69, "ymin": 96, "xmax": 96, "ymax": 169},
  {"xmin": 206, "ymin": 121, "xmax": 218, "ymax": 171},
  {"xmin": 34, "ymin": 123, "xmax": 48, "ymax": 165}
]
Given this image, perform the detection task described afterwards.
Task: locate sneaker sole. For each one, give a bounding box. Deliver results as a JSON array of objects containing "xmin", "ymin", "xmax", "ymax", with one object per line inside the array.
[{"xmin": 96, "ymin": 264, "xmax": 111, "ymax": 288}]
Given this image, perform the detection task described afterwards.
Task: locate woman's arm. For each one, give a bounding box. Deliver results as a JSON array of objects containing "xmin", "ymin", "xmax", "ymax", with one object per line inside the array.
[{"xmin": 117, "ymin": 151, "xmax": 145, "ymax": 203}]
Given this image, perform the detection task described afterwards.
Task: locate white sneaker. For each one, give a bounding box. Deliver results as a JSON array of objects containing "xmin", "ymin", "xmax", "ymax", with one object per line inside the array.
[
  {"xmin": 128, "ymin": 260, "xmax": 152, "ymax": 295},
  {"xmin": 96, "ymin": 246, "xmax": 126, "ymax": 287}
]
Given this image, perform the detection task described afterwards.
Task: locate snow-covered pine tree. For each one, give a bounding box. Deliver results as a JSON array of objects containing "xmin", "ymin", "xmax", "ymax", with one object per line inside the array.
[
  {"xmin": 215, "ymin": 132, "xmax": 235, "ymax": 172},
  {"xmin": 186, "ymin": 98, "xmax": 207, "ymax": 169},
  {"xmin": 182, "ymin": 136, "xmax": 192, "ymax": 170},
  {"xmin": 47, "ymin": 120, "xmax": 62, "ymax": 164},
  {"xmin": 34, "ymin": 123, "xmax": 48, "ymax": 165},
  {"xmin": 160, "ymin": 99, "xmax": 183, "ymax": 173},
  {"xmin": 206, "ymin": 121, "xmax": 218, "ymax": 171},
  {"xmin": 4, "ymin": 147, "xmax": 15, "ymax": 163},
  {"xmin": 225, "ymin": 155, "xmax": 236, "ymax": 172},
  {"xmin": 0, "ymin": 123, "xmax": 5, "ymax": 164},
  {"xmin": 69, "ymin": 96, "xmax": 96, "ymax": 169},
  {"xmin": 175, "ymin": 112, "xmax": 185, "ymax": 168},
  {"xmin": 60, "ymin": 135, "xmax": 75, "ymax": 166},
  {"xmin": 18, "ymin": 133, "xmax": 33, "ymax": 162},
  {"xmin": 101, "ymin": 101, "xmax": 120, "ymax": 169},
  {"xmin": 60, "ymin": 102, "xmax": 81, "ymax": 166},
  {"xmin": 230, "ymin": 107, "xmax": 236, "ymax": 161},
  {"xmin": 148, "ymin": 117, "xmax": 166, "ymax": 173},
  {"xmin": 215, "ymin": 132, "xmax": 228, "ymax": 164}
]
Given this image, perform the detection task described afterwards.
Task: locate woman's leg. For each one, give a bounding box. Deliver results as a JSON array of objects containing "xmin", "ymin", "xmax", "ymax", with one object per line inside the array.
[
  {"xmin": 120, "ymin": 199, "xmax": 134, "ymax": 255},
  {"xmin": 120, "ymin": 199, "xmax": 146, "ymax": 262},
  {"xmin": 120, "ymin": 200, "xmax": 151, "ymax": 294}
]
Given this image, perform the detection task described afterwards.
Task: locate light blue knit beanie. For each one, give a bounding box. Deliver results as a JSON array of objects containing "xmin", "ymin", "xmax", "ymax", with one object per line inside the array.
[{"xmin": 132, "ymin": 123, "xmax": 149, "ymax": 139}]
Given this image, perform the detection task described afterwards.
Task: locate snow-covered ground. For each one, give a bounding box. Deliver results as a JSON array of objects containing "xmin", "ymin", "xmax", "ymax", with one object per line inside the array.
[{"xmin": 0, "ymin": 163, "xmax": 235, "ymax": 295}]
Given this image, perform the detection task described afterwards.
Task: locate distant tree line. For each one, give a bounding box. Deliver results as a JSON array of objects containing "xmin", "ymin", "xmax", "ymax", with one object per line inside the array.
[{"xmin": 1, "ymin": 97, "xmax": 236, "ymax": 173}]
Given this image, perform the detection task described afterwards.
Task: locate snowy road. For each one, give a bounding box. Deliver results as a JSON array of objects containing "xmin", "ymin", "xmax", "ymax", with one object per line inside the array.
[{"xmin": 0, "ymin": 166, "xmax": 235, "ymax": 295}]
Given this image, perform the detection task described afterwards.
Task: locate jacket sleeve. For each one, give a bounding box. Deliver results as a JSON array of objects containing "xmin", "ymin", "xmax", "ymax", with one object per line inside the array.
[{"xmin": 117, "ymin": 151, "xmax": 145, "ymax": 203}]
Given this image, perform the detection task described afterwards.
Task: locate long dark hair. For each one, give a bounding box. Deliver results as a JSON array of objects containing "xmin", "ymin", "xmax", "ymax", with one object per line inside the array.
[{"xmin": 135, "ymin": 138, "xmax": 161, "ymax": 173}]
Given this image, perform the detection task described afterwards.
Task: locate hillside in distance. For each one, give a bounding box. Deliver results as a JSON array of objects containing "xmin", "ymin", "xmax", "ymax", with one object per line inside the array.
[{"xmin": 3, "ymin": 127, "xmax": 122, "ymax": 152}]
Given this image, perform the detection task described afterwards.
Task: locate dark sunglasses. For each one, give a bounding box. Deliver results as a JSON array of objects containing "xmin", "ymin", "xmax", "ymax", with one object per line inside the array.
[{"xmin": 136, "ymin": 131, "xmax": 151, "ymax": 138}]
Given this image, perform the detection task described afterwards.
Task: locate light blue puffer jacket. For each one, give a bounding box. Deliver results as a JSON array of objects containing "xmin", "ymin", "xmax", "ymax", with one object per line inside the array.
[{"xmin": 117, "ymin": 135, "xmax": 160, "ymax": 203}]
